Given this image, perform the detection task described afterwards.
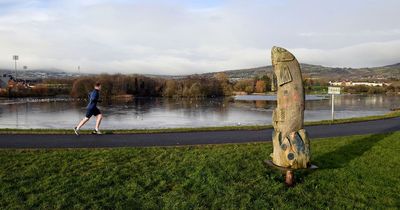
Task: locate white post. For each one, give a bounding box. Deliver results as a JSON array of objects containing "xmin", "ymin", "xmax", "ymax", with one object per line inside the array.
[
  {"xmin": 331, "ymin": 94, "xmax": 335, "ymax": 121},
  {"xmin": 15, "ymin": 59, "xmax": 17, "ymax": 79}
]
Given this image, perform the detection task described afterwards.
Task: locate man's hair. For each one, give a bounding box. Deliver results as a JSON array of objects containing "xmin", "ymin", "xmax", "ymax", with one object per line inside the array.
[{"xmin": 95, "ymin": 82, "xmax": 101, "ymax": 87}]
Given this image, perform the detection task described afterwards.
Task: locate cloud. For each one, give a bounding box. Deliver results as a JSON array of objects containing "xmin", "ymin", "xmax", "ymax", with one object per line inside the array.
[
  {"xmin": 292, "ymin": 40, "xmax": 400, "ymax": 68},
  {"xmin": 0, "ymin": 0, "xmax": 399, "ymax": 74},
  {"xmin": 298, "ymin": 29, "xmax": 400, "ymax": 38}
]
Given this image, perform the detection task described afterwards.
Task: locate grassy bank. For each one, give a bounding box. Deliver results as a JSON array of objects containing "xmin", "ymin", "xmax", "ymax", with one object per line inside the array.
[
  {"xmin": 1, "ymin": 110, "xmax": 400, "ymax": 134},
  {"xmin": 1, "ymin": 132, "xmax": 399, "ymax": 209}
]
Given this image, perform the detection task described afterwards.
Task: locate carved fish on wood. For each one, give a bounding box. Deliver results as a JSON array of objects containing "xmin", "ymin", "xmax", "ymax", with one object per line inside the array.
[{"xmin": 270, "ymin": 46, "xmax": 310, "ymax": 169}]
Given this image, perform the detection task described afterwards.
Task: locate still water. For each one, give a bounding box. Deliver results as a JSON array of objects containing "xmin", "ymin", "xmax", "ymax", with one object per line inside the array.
[{"xmin": 0, "ymin": 95, "xmax": 399, "ymax": 129}]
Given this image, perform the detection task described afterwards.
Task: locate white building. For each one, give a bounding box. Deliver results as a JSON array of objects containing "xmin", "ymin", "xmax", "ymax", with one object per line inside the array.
[{"xmin": 329, "ymin": 81, "xmax": 391, "ymax": 87}]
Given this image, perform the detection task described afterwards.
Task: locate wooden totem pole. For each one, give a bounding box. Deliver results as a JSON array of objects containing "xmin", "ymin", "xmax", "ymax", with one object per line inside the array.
[{"xmin": 270, "ymin": 46, "xmax": 311, "ymax": 170}]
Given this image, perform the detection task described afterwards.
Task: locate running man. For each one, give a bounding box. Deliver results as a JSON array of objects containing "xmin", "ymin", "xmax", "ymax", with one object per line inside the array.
[{"xmin": 74, "ymin": 82, "xmax": 103, "ymax": 135}]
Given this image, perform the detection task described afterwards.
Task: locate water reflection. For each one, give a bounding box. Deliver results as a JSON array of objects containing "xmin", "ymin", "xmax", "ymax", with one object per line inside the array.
[{"xmin": 0, "ymin": 95, "xmax": 399, "ymax": 129}]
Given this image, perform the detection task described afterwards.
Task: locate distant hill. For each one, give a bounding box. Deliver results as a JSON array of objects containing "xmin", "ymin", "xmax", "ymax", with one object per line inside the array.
[
  {"xmin": 2, "ymin": 62, "xmax": 400, "ymax": 81},
  {"xmin": 202, "ymin": 63, "xmax": 400, "ymax": 81},
  {"xmin": 0, "ymin": 69, "xmax": 88, "ymax": 80}
]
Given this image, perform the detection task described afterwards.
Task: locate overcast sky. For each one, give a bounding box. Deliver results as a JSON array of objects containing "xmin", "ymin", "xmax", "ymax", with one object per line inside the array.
[{"xmin": 0, "ymin": 0, "xmax": 399, "ymax": 75}]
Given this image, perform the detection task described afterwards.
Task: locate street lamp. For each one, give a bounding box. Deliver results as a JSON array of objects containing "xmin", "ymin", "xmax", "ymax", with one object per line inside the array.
[{"xmin": 12, "ymin": 55, "xmax": 18, "ymax": 80}]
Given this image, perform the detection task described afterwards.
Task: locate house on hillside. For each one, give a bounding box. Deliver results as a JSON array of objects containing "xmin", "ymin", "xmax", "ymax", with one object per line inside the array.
[{"xmin": 329, "ymin": 81, "xmax": 391, "ymax": 87}]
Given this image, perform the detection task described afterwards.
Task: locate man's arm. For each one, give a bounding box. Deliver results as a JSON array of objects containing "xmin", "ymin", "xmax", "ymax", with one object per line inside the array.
[
  {"xmin": 89, "ymin": 91, "xmax": 99, "ymax": 103},
  {"xmin": 94, "ymin": 91, "xmax": 102, "ymax": 103}
]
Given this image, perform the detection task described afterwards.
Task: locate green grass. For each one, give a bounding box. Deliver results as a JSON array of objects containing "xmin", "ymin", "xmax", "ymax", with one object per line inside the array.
[
  {"xmin": 1, "ymin": 132, "xmax": 399, "ymax": 209},
  {"xmin": 1, "ymin": 110, "xmax": 399, "ymax": 134},
  {"xmin": 305, "ymin": 85, "xmax": 328, "ymax": 94},
  {"xmin": 305, "ymin": 109, "xmax": 400, "ymax": 126}
]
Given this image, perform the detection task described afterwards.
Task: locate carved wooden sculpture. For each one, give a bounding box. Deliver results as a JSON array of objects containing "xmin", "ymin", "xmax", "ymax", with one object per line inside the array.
[{"xmin": 270, "ymin": 46, "xmax": 310, "ymax": 169}]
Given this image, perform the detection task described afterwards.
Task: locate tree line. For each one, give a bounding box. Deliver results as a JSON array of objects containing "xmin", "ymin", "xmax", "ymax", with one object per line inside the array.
[
  {"xmin": 69, "ymin": 73, "xmax": 272, "ymax": 99},
  {"xmin": 14, "ymin": 72, "xmax": 400, "ymax": 98},
  {"xmin": 1, "ymin": 72, "xmax": 271, "ymax": 98},
  {"xmin": 71, "ymin": 74, "xmax": 164, "ymax": 100}
]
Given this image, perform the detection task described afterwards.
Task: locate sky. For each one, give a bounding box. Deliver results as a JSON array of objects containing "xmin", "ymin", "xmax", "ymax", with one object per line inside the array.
[{"xmin": 0, "ymin": 0, "xmax": 399, "ymax": 75}]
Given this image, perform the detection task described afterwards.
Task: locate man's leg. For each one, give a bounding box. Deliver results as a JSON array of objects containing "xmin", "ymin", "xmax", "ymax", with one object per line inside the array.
[
  {"xmin": 77, "ymin": 117, "xmax": 90, "ymax": 130},
  {"xmin": 95, "ymin": 114, "xmax": 103, "ymax": 131}
]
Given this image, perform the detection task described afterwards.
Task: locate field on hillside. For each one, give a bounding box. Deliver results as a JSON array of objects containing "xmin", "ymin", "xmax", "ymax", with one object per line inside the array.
[{"xmin": 1, "ymin": 132, "xmax": 399, "ymax": 209}]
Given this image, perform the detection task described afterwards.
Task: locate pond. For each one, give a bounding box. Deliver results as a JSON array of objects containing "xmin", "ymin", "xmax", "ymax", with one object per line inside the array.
[{"xmin": 0, "ymin": 95, "xmax": 399, "ymax": 129}]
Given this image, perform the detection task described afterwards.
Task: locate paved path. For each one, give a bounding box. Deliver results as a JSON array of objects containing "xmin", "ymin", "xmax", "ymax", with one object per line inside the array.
[{"xmin": 1, "ymin": 117, "xmax": 399, "ymax": 148}]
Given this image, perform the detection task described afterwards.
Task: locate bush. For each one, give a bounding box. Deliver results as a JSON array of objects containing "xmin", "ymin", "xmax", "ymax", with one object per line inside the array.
[
  {"xmin": 163, "ymin": 76, "xmax": 224, "ymax": 98},
  {"xmin": 234, "ymin": 79, "xmax": 255, "ymax": 93},
  {"xmin": 255, "ymin": 80, "xmax": 266, "ymax": 93},
  {"xmin": 71, "ymin": 78, "xmax": 95, "ymax": 98}
]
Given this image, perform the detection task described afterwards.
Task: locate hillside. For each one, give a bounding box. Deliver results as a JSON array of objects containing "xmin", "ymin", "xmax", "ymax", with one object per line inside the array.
[
  {"xmin": 2, "ymin": 63, "xmax": 400, "ymax": 81},
  {"xmin": 203, "ymin": 63, "xmax": 400, "ymax": 81},
  {"xmin": 0, "ymin": 69, "xmax": 87, "ymax": 80}
]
